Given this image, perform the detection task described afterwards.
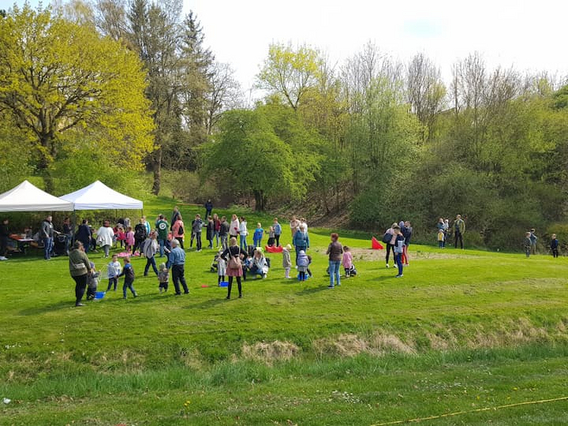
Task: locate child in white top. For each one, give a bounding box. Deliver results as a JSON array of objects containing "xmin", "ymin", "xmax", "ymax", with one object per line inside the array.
[
  {"xmin": 217, "ymin": 252, "xmax": 227, "ymax": 286},
  {"xmin": 107, "ymin": 254, "xmax": 122, "ymax": 291}
]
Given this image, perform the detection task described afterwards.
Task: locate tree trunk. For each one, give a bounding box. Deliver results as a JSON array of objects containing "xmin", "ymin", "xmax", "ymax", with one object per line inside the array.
[
  {"xmin": 152, "ymin": 147, "xmax": 162, "ymax": 195},
  {"xmin": 253, "ymin": 190, "xmax": 266, "ymax": 211}
]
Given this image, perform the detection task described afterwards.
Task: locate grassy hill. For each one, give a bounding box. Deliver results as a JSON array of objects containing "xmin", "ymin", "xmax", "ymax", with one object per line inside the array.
[{"xmin": 1, "ymin": 202, "xmax": 567, "ymax": 425}]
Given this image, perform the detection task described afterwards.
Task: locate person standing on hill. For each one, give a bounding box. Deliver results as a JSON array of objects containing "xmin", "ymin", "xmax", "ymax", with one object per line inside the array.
[
  {"xmin": 172, "ymin": 215, "xmax": 185, "ymax": 250},
  {"xmin": 239, "ymin": 217, "xmax": 248, "ymax": 251},
  {"xmin": 219, "ymin": 216, "xmax": 230, "ymax": 250},
  {"xmin": 529, "ymin": 228, "xmax": 538, "ymax": 255},
  {"xmin": 326, "ymin": 233, "xmax": 343, "ymax": 288},
  {"xmin": 221, "ymin": 237, "xmax": 244, "ymax": 299},
  {"xmin": 453, "ymin": 215, "xmax": 465, "ymax": 249},
  {"xmin": 204, "ymin": 199, "xmax": 213, "ymax": 219},
  {"xmin": 156, "ymin": 215, "xmax": 169, "ymax": 257},
  {"xmin": 402, "ymin": 221, "xmax": 413, "ymax": 265},
  {"xmin": 213, "ymin": 214, "xmax": 221, "ymax": 248},
  {"xmin": 293, "ymin": 224, "xmax": 310, "ymax": 264},
  {"xmin": 550, "ymin": 233, "xmax": 559, "ymax": 258},
  {"xmin": 167, "ymin": 239, "xmax": 189, "ymax": 295},
  {"xmin": 191, "ymin": 214, "xmax": 204, "ymax": 252},
  {"xmin": 206, "ymin": 216, "xmax": 215, "ymax": 249},
  {"xmin": 96, "ymin": 220, "xmax": 115, "ymax": 258},
  {"xmin": 273, "ymin": 218, "xmax": 282, "ymax": 247},
  {"xmin": 384, "ymin": 223, "xmax": 397, "ymax": 268},
  {"xmin": 133, "ymin": 218, "xmax": 147, "ymax": 254},
  {"xmin": 41, "ymin": 215, "xmax": 55, "ymax": 260},
  {"xmin": 170, "ymin": 206, "xmax": 180, "ymax": 231},
  {"xmin": 290, "ymin": 216, "xmax": 300, "ymax": 238},
  {"xmin": 141, "ymin": 231, "xmax": 160, "ymax": 276},
  {"xmin": 76, "ymin": 219, "xmax": 92, "ymax": 254},
  {"xmin": 229, "ymin": 214, "xmax": 240, "ymax": 240},
  {"xmin": 68, "ymin": 241, "xmax": 92, "ymax": 307}
]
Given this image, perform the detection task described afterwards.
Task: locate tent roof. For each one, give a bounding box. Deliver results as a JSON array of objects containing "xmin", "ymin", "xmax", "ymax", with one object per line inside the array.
[
  {"xmin": 0, "ymin": 180, "xmax": 74, "ymax": 212},
  {"xmin": 60, "ymin": 180, "xmax": 143, "ymax": 210}
]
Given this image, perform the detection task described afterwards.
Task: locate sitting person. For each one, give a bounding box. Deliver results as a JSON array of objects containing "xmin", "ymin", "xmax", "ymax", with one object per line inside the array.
[{"xmin": 249, "ymin": 248, "xmax": 269, "ymax": 279}]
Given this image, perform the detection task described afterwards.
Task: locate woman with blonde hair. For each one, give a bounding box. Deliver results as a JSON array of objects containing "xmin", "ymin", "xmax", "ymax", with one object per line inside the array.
[{"xmin": 221, "ymin": 237, "xmax": 246, "ymax": 299}]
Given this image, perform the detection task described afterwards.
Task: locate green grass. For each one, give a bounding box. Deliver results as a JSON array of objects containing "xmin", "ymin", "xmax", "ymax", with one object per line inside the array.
[{"xmin": 1, "ymin": 201, "xmax": 568, "ymax": 425}]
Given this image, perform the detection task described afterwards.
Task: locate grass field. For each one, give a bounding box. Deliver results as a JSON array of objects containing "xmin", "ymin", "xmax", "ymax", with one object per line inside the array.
[{"xmin": 1, "ymin": 202, "xmax": 568, "ymax": 425}]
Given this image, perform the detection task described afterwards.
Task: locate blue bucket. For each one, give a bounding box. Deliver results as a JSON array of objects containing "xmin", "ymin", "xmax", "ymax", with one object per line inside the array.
[
  {"xmin": 219, "ymin": 281, "xmax": 228, "ymax": 287},
  {"xmin": 94, "ymin": 291, "xmax": 106, "ymax": 300}
]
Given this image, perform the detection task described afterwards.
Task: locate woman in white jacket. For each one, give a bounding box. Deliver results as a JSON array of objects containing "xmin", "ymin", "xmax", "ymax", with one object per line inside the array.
[
  {"xmin": 239, "ymin": 216, "xmax": 248, "ymax": 251},
  {"xmin": 96, "ymin": 220, "xmax": 115, "ymax": 258}
]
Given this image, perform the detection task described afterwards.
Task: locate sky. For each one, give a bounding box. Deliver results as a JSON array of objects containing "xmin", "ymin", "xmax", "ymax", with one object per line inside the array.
[{"xmin": 3, "ymin": 0, "xmax": 567, "ymax": 98}]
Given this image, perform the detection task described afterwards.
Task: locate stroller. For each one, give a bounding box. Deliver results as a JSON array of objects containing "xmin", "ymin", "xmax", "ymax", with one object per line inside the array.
[{"xmin": 53, "ymin": 234, "xmax": 67, "ymax": 256}]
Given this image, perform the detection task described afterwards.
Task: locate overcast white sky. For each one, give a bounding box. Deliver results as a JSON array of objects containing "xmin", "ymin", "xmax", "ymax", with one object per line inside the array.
[{"xmin": 3, "ymin": 0, "xmax": 567, "ymax": 98}]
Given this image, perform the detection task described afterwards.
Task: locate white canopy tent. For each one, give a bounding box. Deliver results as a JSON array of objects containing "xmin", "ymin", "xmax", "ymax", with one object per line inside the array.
[
  {"xmin": 0, "ymin": 180, "xmax": 74, "ymax": 212},
  {"xmin": 60, "ymin": 180, "xmax": 143, "ymax": 210}
]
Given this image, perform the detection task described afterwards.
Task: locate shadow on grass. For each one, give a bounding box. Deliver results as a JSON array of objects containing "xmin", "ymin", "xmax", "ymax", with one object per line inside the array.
[
  {"xmin": 296, "ymin": 285, "xmax": 329, "ymax": 296},
  {"xmin": 370, "ymin": 275, "xmax": 399, "ymax": 282},
  {"xmin": 18, "ymin": 300, "xmax": 73, "ymax": 316},
  {"xmin": 189, "ymin": 298, "xmax": 226, "ymax": 309}
]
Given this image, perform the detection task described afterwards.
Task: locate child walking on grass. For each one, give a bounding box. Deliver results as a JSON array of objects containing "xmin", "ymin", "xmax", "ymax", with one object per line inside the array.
[
  {"xmin": 118, "ymin": 256, "xmax": 137, "ymax": 299},
  {"xmin": 158, "ymin": 263, "xmax": 169, "ymax": 293},
  {"xmin": 107, "ymin": 254, "xmax": 121, "ymax": 291},
  {"xmin": 342, "ymin": 246, "xmax": 356, "ymax": 277},
  {"xmin": 297, "ymin": 250, "xmax": 310, "ymax": 281}
]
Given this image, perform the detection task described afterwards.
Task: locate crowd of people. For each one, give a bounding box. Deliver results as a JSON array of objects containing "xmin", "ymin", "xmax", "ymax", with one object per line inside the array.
[{"xmin": 0, "ymin": 202, "xmax": 562, "ymax": 306}]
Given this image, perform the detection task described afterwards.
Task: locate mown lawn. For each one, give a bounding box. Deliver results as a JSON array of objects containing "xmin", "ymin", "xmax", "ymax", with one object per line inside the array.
[{"xmin": 1, "ymin": 202, "xmax": 567, "ymax": 425}]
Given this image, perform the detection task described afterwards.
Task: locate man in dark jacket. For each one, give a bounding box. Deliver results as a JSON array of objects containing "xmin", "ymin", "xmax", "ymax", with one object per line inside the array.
[{"xmin": 0, "ymin": 218, "xmax": 10, "ymax": 260}]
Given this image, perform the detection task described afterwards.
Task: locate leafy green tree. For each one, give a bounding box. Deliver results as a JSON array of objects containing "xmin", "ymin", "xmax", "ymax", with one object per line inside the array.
[
  {"xmin": 203, "ymin": 107, "xmax": 321, "ymax": 211},
  {"xmin": 257, "ymin": 43, "xmax": 322, "ymax": 111},
  {"xmin": 0, "ymin": 4, "xmax": 154, "ymax": 191}
]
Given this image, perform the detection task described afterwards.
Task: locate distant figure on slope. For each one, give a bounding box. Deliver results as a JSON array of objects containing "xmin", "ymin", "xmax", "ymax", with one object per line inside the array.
[
  {"xmin": 550, "ymin": 233, "xmax": 559, "ymax": 258},
  {"xmin": 453, "ymin": 215, "xmax": 465, "ymax": 249},
  {"xmin": 529, "ymin": 228, "xmax": 538, "ymax": 255},
  {"xmin": 326, "ymin": 233, "xmax": 343, "ymax": 288},
  {"xmin": 524, "ymin": 232, "xmax": 532, "ymax": 258}
]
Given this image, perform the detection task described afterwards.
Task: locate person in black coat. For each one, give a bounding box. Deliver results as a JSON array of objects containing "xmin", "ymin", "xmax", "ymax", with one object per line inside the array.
[{"xmin": 75, "ymin": 219, "xmax": 92, "ymax": 254}]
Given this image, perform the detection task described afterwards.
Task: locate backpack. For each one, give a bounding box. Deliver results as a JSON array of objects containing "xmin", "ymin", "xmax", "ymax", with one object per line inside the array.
[
  {"xmin": 228, "ymin": 248, "xmax": 242, "ymax": 270},
  {"xmin": 178, "ymin": 224, "xmax": 184, "ymax": 235},
  {"xmin": 382, "ymin": 231, "xmax": 392, "ymax": 244}
]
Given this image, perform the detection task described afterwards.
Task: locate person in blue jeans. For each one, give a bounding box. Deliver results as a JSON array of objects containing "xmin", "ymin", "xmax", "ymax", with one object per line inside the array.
[
  {"xmin": 41, "ymin": 215, "xmax": 54, "ymax": 260},
  {"xmin": 326, "ymin": 233, "xmax": 343, "ymax": 288},
  {"xmin": 253, "ymin": 223, "xmax": 264, "ymax": 248},
  {"xmin": 293, "ymin": 224, "xmax": 310, "ymax": 264},
  {"xmin": 393, "ymin": 226, "xmax": 405, "ymax": 278},
  {"xmin": 118, "ymin": 256, "xmax": 137, "ymax": 299}
]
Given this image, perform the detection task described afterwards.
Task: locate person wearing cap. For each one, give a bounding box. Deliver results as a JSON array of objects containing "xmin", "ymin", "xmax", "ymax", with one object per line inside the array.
[{"xmin": 166, "ymin": 239, "xmax": 189, "ymax": 295}]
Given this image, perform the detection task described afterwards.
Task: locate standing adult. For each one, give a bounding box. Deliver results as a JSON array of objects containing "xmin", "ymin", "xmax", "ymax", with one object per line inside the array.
[
  {"xmin": 141, "ymin": 231, "xmax": 160, "ymax": 276},
  {"xmin": 68, "ymin": 241, "xmax": 92, "ymax": 307},
  {"xmin": 290, "ymin": 216, "xmax": 300, "ymax": 238},
  {"xmin": 402, "ymin": 221, "xmax": 413, "ymax": 266},
  {"xmin": 166, "ymin": 239, "xmax": 189, "ymax": 295},
  {"xmin": 191, "ymin": 214, "xmax": 203, "ymax": 252},
  {"xmin": 384, "ymin": 223, "xmax": 397, "ymax": 268},
  {"xmin": 156, "ymin": 214, "xmax": 169, "ymax": 257},
  {"xmin": 96, "ymin": 220, "xmax": 115, "ymax": 258},
  {"xmin": 219, "ymin": 216, "xmax": 230, "ymax": 250},
  {"xmin": 170, "ymin": 206, "xmax": 180, "ymax": 231},
  {"xmin": 41, "ymin": 215, "xmax": 54, "ymax": 260},
  {"xmin": 172, "ymin": 215, "xmax": 185, "ymax": 249},
  {"xmin": 204, "ymin": 199, "xmax": 213, "ymax": 219},
  {"xmin": 292, "ymin": 223, "xmax": 310, "ymax": 264},
  {"xmin": 133, "ymin": 218, "xmax": 148, "ymax": 254},
  {"xmin": 529, "ymin": 228, "xmax": 538, "ymax": 255},
  {"xmin": 213, "ymin": 214, "xmax": 221, "ymax": 248},
  {"xmin": 273, "ymin": 218, "xmax": 282, "ymax": 247},
  {"xmin": 62, "ymin": 217, "xmax": 73, "ymax": 255},
  {"xmin": 221, "ymin": 237, "xmax": 244, "ymax": 299},
  {"xmin": 239, "ymin": 217, "xmax": 248, "ymax": 251},
  {"xmin": 229, "ymin": 214, "xmax": 240, "ymax": 240},
  {"xmin": 206, "ymin": 216, "xmax": 215, "ymax": 249},
  {"xmin": 76, "ymin": 220, "xmax": 92, "ymax": 254},
  {"xmin": 0, "ymin": 218, "xmax": 10, "ymax": 261},
  {"xmin": 453, "ymin": 214, "xmax": 465, "ymax": 249},
  {"xmin": 326, "ymin": 233, "xmax": 343, "ymax": 288}
]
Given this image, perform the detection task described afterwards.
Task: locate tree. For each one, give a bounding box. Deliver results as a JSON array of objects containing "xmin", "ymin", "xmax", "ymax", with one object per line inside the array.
[
  {"xmin": 203, "ymin": 107, "xmax": 321, "ymax": 211},
  {"xmin": 0, "ymin": 4, "xmax": 154, "ymax": 191},
  {"xmin": 257, "ymin": 43, "xmax": 322, "ymax": 111},
  {"xmin": 206, "ymin": 62, "xmax": 242, "ymax": 134},
  {"xmin": 406, "ymin": 53, "xmax": 446, "ymax": 142}
]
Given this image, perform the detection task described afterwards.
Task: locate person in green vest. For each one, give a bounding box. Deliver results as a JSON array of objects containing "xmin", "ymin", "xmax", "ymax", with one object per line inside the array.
[{"xmin": 155, "ymin": 214, "xmax": 169, "ymax": 257}]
